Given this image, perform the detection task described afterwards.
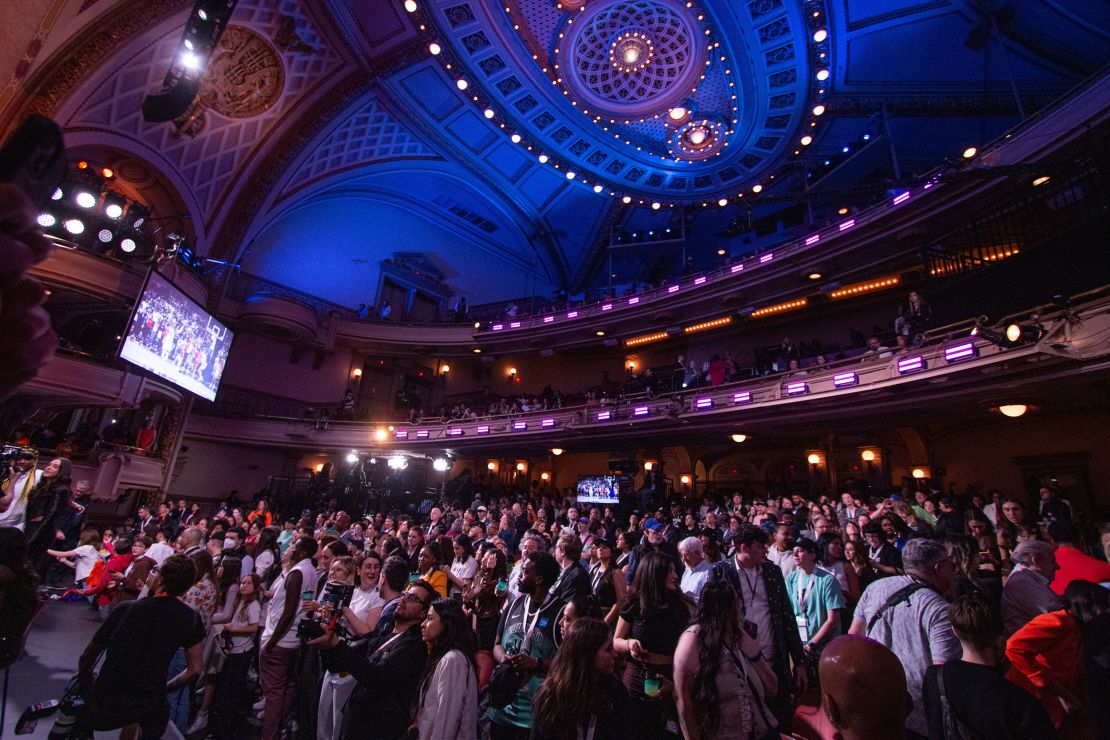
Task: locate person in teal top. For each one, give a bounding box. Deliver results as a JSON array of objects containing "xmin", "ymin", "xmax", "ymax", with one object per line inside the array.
[
  {"xmin": 785, "ymin": 537, "xmax": 845, "ymax": 663},
  {"xmin": 488, "ymin": 551, "xmax": 564, "ymax": 738}
]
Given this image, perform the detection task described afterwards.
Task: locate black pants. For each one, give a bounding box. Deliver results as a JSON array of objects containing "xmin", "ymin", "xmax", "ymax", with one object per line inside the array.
[{"xmin": 210, "ymin": 650, "xmax": 255, "ymax": 740}]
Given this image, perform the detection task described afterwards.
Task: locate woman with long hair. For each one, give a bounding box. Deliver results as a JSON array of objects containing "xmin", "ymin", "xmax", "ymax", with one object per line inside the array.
[
  {"xmin": 445, "ymin": 533, "xmax": 478, "ymax": 597},
  {"xmin": 253, "ymin": 525, "xmax": 281, "ymax": 587},
  {"xmin": 186, "ymin": 556, "xmax": 243, "ymax": 734},
  {"xmin": 966, "ymin": 511, "xmax": 1003, "ymax": 578},
  {"xmin": 997, "ymin": 497, "xmax": 1040, "ymax": 571},
  {"xmin": 24, "ymin": 457, "xmax": 71, "ymax": 566},
  {"xmin": 615, "ymin": 530, "xmax": 634, "ymax": 574},
  {"xmin": 532, "ymin": 617, "xmax": 629, "ymax": 740},
  {"xmin": 674, "ymin": 582, "xmax": 779, "ymax": 740},
  {"xmin": 816, "ymin": 532, "xmax": 860, "ymax": 607},
  {"xmin": 417, "ymin": 598, "xmax": 478, "ymax": 740},
  {"xmin": 462, "ymin": 546, "xmax": 507, "ymax": 687},
  {"xmin": 842, "ymin": 538, "xmax": 877, "ymax": 592},
  {"xmin": 613, "ymin": 551, "xmax": 688, "ymax": 739},
  {"xmin": 0, "ymin": 527, "xmax": 39, "ymax": 668},
  {"xmin": 208, "ymin": 572, "xmax": 262, "ymax": 740},
  {"xmin": 1007, "ymin": 579, "xmax": 1110, "ymax": 733},
  {"xmin": 590, "ymin": 538, "xmax": 626, "ymax": 627}
]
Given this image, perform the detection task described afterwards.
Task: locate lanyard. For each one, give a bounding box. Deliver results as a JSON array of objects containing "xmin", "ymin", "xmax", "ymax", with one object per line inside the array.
[
  {"xmin": 795, "ymin": 572, "xmax": 815, "ymax": 612},
  {"xmin": 736, "ymin": 559, "xmax": 760, "ymax": 608},
  {"xmin": 521, "ymin": 595, "xmax": 542, "ymax": 635}
]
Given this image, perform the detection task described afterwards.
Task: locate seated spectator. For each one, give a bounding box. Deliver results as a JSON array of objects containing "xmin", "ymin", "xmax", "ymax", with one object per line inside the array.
[
  {"xmin": 923, "ymin": 593, "xmax": 1055, "ymax": 739},
  {"xmin": 1001, "ymin": 539, "xmax": 1062, "ymax": 637},
  {"xmin": 76, "ymin": 554, "xmax": 204, "ymax": 740}
]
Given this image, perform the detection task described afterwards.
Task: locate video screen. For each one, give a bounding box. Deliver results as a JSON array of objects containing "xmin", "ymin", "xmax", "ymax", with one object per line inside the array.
[
  {"xmin": 119, "ymin": 271, "xmax": 233, "ymax": 402},
  {"xmin": 577, "ymin": 475, "xmax": 621, "ymax": 505}
]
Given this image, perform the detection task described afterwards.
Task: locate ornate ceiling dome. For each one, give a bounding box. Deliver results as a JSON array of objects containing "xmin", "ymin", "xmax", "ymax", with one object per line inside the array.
[{"xmin": 558, "ymin": 1, "xmax": 708, "ymax": 120}]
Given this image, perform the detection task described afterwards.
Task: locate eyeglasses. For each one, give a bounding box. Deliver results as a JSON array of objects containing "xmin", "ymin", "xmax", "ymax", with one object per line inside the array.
[{"xmin": 401, "ymin": 591, "xmax": 429, "ymax": 607}]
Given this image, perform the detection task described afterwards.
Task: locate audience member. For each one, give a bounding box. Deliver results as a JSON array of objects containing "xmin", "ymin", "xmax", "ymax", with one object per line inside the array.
[
  {"xmin": 1045, "ymin": 520, "xmax": 1110, "ymax": 594},
  {"xmin": 1001, "ymin": 539, "xmax": 1062, "ymax": 636},
  {"xmin": 819, "ymin": 635, "xmax": 909, "ymax": 740},
  {"xmin": 415, "ymin": 598, "xmax": 478, "ymax": 740},
  {"xmin": 785, "ymin": 537, "xmax": 845, "ymax": 663}
]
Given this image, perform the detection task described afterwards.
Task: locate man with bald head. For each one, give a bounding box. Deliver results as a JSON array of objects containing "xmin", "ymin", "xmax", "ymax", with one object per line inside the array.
[
  {"xmin": 175, "ymin": 527, "xmax": 204, "ymax": 556},
  {"xmin": 820, "ymin": 635, "xmax": 909, "ymax": 740}
]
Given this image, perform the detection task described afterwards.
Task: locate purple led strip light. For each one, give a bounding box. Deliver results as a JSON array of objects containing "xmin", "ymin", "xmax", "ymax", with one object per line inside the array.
[
  {"xmin": 760, "ymin": 253, "xmax": 774, "ymax": 263},
  {"xmin": 667, "ymin": 285, "xmax": 680, "ymax": 293},
  {"xmin": 394, "ymin": 430, "xmax": 409, "ymax": 440},
  {"xmin": 476, "ymin": 425, "xmax": 490, "ymax": 435},
  {"xmin": 628, "ymin": 297, "xmax": 640, "ymax": 305},
  {"xmin": 543, "ymin": 316, "xmax": 554, "ymax": 323},
  {"xmin": 833, "ymin": 372, "xmax": 858, "ymax": 388},
  {"xmin": 566, "ymin": 311, "xmax": 578, "ymax": 319},
  {"xmin": 733, "ymin": 391, "xmax": 752, "ymax": 404},
  {"xmin": 633, "ymin": 406, "xmax": 649, "ymax": 417},
  {"xmin": 601, "ymin": 303, "xmax": 613, "ymax": 311},
  {"xmin": 897, "ymin": 355, "xmax": 925, "ymax": 373},
  {"xmin": 944, "ymin": 342, "xmax": 978, "ymax": 362},
  {"xmin": 492, "ymin": 324, "xmax": 503, "ymax": 331},
  {"xmin": 805, "ymin": 234, "xmax": 820, "ymax": 246},
  {"xmin": 597, "ymin": 410, "xmax": 611, "ymax": 421},
  {"xmin": 541, "ymin": 418, "xmax": 555, "ymax": 428},
  {"xmin": 513, "ymin": 421, "xmax": 527, "ymax": 430},
  {"xmin": 415, "ymin": 430, "xmax": 429, "ymax": 439},
  {"xmin": 893, "ymin": 192, "xmax": 911, "ymax": 205},
  {"xmin": 730, "ymin": 264, "xmax": 744, "ymax": 273},
  {"xmin": 838, "ymin": 219, "xmax": 856, "ymax": 231},
  {"xmin": 693, "ymin": 276, "xmax": 707, "ymax": 285},
  {"xmin": 785, "ymin": 381, "xmax": 808, "ymax": 396},
  {"xmin": 509, "ymin": 321, "xmax": 521, "ymax": 329},
  {"xmin": 695, "ymin": 397, "xmax": 713, "ymax": 409},
  {"xmin": 447, "ymin": 428, "xmax": 463, "ymax": 436}
]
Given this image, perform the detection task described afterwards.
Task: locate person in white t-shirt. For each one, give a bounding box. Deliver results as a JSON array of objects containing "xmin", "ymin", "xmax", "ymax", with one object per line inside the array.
[
  {"xmin": 766, "ymin": 523, "xmax": 797, "ymax": 577},
  {"xmin": 260, "ymin": 537, "xmax": 319, "ymax": 740},
  {"xmin": 444, "ymin": 534, "xmax": 478, "ymax": 597},
  {"xmin": 0, "ymin": 455, "xmax": 42, "ymax": 531},
  {"xmin": 46, "ymin": 528, "xmax": 102, "ymax": 587}
]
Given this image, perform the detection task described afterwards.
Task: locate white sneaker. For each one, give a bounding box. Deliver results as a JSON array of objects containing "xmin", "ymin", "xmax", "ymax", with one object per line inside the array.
[
  {"xmin": 185, "ymin": 711, "xmax": 208, "ymax": 735},
  {"xmin": 251, "ymin": 697, "xmax": 266, "ymax": 712}
]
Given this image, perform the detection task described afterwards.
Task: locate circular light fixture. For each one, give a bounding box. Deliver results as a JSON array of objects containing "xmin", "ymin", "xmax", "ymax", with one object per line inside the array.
[
  {"xmin": 1032, "ymin": 175, "xmax": 1051, "ymax": 187},
  {"xmin": 105, "ymin": 203, "xmax": 123, "ymax": 219},
  {"xmin": 1005, "ymin": 324, "xmax": 1022, "ymax": 343},
  {"xmin": 688, "ymin": 128, "xmax": 707, "ymax": 145},
  {"xmin": 511, "ymin": 133, "xmax": 521, "ymax": 143},
  {"xmin": 119, "ymin": 238, "xmax": 137, "ymax": 253},
  {"xmin": 730, "ymin": 434, "xmax": 748, "ymax": 443},
  {"xmin": 837, "ymin": 206, "xmax": 849, "ymax": 215},
  {"xmin": 346, "ymin": 451, "xmax": 359, "ymax": 464},
  {"xmin": 540, "ymin": 472, "xmax": 550, "ymax": 481},
  {"xmin": 595, "ymin": 330, "xmax": 605, "ymax": 336},
  {"xmin": 717, "ymin": 248, "xmax": 726, "ymax": 256},
  {"xmin": 816, "ymin": 68, "xmax": 830, "ymax": 81},
  {"xmin": 75, "ymin": 192, "xmax": 96, "ymax": 209},
  {"xmin": 428, "ymin": 42, "xmax": 441, "ymax": 55},
  {"xmin": 181, "ymin": 51, "xmax": 201, "ymax": 70},
  {"xmin": 51, "ymin": 188, "xmax": 63, "ymax": 201},
  {"xmin": 593, "ymin": 184, "xmax": 604, "ymax": 193},
  {"xmin": 550, "ymin": 448, "xmax": 564, "ymax": 456},
  {"xmin": 374, "ymin": 428, "xmax": 388, "ymax": 442},
  {"xmin": 101, "ymin": 168, "xmax": 114, "ymax": 179},
  {"xmin": 998, "ymin": 404, "xmax": 1028, "ymax": 418},
  {"xmin": 679, "ymin": 474, "xmax": 691, "ymax": 485},
  {"xmin": 566, "ymin": 171, "xmax": 576, "ymax": 180},
  {"xmin": 861, "ymin": 449, "xmax": 876, "ymax": 462},
  {"xmin": 515, "ymin": 462, "xmax": 526, "ymax": 472},
  {"xmin": 538, "ymin": 154, "xmax": 549, "ymax": 163},
  {"xmin": 473, "ymin": 321, "xmax": 481, "ymax": 329},
  {"xmin": 621, "ymin": 196, "xmax": 631, "ymax": 204},
  {"xmin": 812, "ymin": 104, "xmax": 826, "ymax": 116},
  {"xmin": 800, "ymin": 135, "xmax": 813, "ymax": 146},
  {"xmin": 807, "ymin": 453, "xmax": 821, "ymax": 465},
  {"xmin": 807, "ymin": 271, "xmax": 823, "ymax": 280},
  {"xmin": 752, "ymin": 184, "xmax": 763, "ymax": 193},
  {"xmin": 651, "ymin": 202, "xmax": 661, "ymax": 210},
  {"xmin": 440, "ymin": 364, "xmax": 450, "ymax": 374},
  {"xmin": 962, "ymin": 146, "xmax": 977, "ymax": 159},
  {"xmin": 97, "ymin": 228, "xmax": 113, "ymax": 243},
  {"xmin": 472, "ymin": 348, "xmax": 482, "ymax": 353},
  {"xmin": 718, "ymin": 198, "xmax": 728, "ymax": 206},
  {"xmin": 487, "ymin": 461, "xmax": 497, "ymax": 470},
  {"xmin": 63, "ymin": 218, "xmax": 85, "ymax": 235},
  {"xmin": 911, "ymin": 467, "xmax": 927, "ymax": 479},
  {"xmin": 668, "ymin": 106, "xmax": 687, "ymax": 121},
  {"xmin": 36, "ymin": 213, "xmax": 56, "ymax": 228},
  {"xmin": 813, "ymin": 29, "xmax": 828, "ymax": 42},
  {"xmin": 403, "ymin": 0, "xmax": 417, "ymax": 11},
  {"xmin": 433, "ymin": 458, "xmax": 449, "ymax": 471},
  {"xmin": 456, "ymin": 79, "xmax": 468, "ymax": 90},
  {"xmin": 483, "ymin": 108, "xmax": 495, "ymax": 119}
]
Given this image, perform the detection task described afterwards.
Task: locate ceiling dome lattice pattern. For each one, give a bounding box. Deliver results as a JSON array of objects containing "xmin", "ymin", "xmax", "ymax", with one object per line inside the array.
[{"xmin": 561, "ymin": 0, "xmax": 707, "ymax": 120}]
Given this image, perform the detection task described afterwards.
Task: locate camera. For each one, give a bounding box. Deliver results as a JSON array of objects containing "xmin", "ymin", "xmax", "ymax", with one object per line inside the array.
[
  {"xmin": 296, "ymin": 580, "xmax": 355, "ymax": 641},
  {"xmin": 0, "ymin": 446, "xmax": 36, "ymax": 471}
]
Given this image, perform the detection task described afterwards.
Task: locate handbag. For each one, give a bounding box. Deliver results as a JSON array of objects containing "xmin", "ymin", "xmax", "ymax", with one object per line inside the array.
[{"xmin": 488, "ymin": 659, "xmax": 522, "ymax": 708}]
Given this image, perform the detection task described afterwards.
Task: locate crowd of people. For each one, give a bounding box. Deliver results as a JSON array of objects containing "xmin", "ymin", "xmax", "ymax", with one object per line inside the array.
[{"xmin": 3, "ymin": 445, "xmax": 1110, "ymax": 739}]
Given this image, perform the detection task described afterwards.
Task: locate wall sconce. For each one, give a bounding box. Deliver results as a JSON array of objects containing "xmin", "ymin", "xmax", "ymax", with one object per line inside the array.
[
  {"xmin": 644, "ymin": 461, "xmax": 654, "ymax": 471},
  {"xmin": 487, "ymin": 461, "xmax": 497, "ymax": 471},
  {"xmin": 680, "ymin": 474, "xmax": 691, "ymax": 485},
  {"xmin": 860, "ymin": 449, "xmax": 876, "ymax": 462},
  {"xmin": 911, "ymin": 466, "xmax": 931, "ymax": 480},
  {"xmin": 508, "ymin": 367, "xmax": 517, "ymax": 379},
  {"xmin": 540, "ymin": 472, "xmax": 550, "ymax": 481},
  {"xmin": 351, "ymin": 368, "xmax": 362, "ymax": 380},
  {"xmin": 440, "ymin": 364, "xmax": 450, "ymax": 376},
  {"xmin": 550, "ymin": 448, "xmax": 564, "ymax": 456},
  {"xmin": 731, "ymin": 434, "xmax": 748, "ymax": 443},
  {"xmin": 627, "ymin": 360, "xmax": 636, "ymax": 371},
  {"xmin": 806, "ymin": 451, "xmax": 824, "ymax": 467},
  {"xmin": 516, "ymin": 462, "xmax": 526, "ymax": 472},
  {"xmin": 315, "ymin": 463, "xmax": 325, "ymax": 473}
]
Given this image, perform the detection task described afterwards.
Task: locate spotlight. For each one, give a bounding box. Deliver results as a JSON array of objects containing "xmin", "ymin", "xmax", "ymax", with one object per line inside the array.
[
  {"xmin": 816, "ymin": 68, "xmax": 830, "ymax": 81},
  {"xmin": 651, "ymin": 202, "xmax": 660, "ymax": 210},
  {"xmin": 119, "ymin": 238, "xmax": 137, "ymax": 253},
  {"xmin": 184, "ymin": 39, "xmax": 194, "ymax": 50},
  {"xmin": 101, "ymin": 167, "xmax": 114, "ymax": 179},
  {"xmin": 404, "ymin": 0, "xmax": 417, "ymax": 11},
  {"xmin": 388, "ymin": 455, "xmax": 408, "ymax": 469},
  {"xmin": 550, "ymin": 448, "xmax": 564, "ymax": 456},
  {"xmin": 622, "ymin": 196, "xmax": 631, "ymax": 204},
  {"xmin": 1005, "ymin": 323, "xmax": 1044, "ymax": 344},
  {"xmin": 346, "ymin": 451, "xmax": 359, "ymax": 464},
  {"xmin": 538, "ymin": 154, "xmax": 548, "ymax": 163},
  {"xmin": 807, "ymin": 271, "xmax": 822, "ymax": 280},
  {"xmin": 595, "ymin": 330, "xmax": 605, "ymax": 336},
  {"xmin": 511, "ymin": 133, "xmax": 521, "ymax": 143},
  {"xmin": 433, "ymin": 458, "xmax": 449, "ymax": 471},
  {"xmin": 800, "ymin": 135, "xmax": 812, "ymax": 146},
  {"xmin": 97, "ymin": 229, "xmax": 113, "ymax": 243},
  {"xmin": 566, "ymin": 171, "xmax": 576, "ymax": 180},
  {"xmin": 593, "ymin": 184, "xmax": 603, "ymax": 193},
  {"xmin": 51, "ymin": 188, "xmax": 63, "ymax": 201},
  {"xmin": 861, "ymin": 449, "xmax": 876, "ymax": 462},
  {"xmin": 668, "ymin": 106, "xmax": 687, "ymax": 121},
  {"xmin": 75, "ymin": 191, "xmax": 96, "ymax": 208},
  {"xmin": 812, "ymin": 104, "xmax": 825, "ymax": 116},
  {"xmin": 473, "ymin": 321, "xmax": 481, "ymax": 328},
  {"xmin": 752, "ymin": 184, "xmax": 763, "ymax": 193},
  {"xmin": 105, "ymin": 203, "xmax": 123, "ymax": 219},
  {"xmin": 456, "ymin": 79, "xmax": 468, "ymax": 90},
  {"xmin": 1032, "ymin": 175, "xmax": 1051, "ymax": 186},
  {"xmin": 181, "ymin": 51, "xmax": 201, "ymax": 70},
  {"xmin": 428, "ymin": 42, "xmax": 441, "ymax": 55},
  {"xmin": 36, "ymin": 213, "xmax": 56, "ymax": 228},
  {"xmin": 813, "ymin": 29, "xmax": 827, "ymax": 42},
  {"xmin": 374, "ymin": 428, "xmax": 388, "ymax": 442},
  {"xmin": 962, "ymin": 146, "xmax": 977, "ymax": 159},
  {"xmin": 440, "ymin": 364, "xmax": 450, "ymax": 374},
  {"xmin": 718, "ymin": 198, "xmax": 727, "ymax": 206},
  {"xmin": 484, "ymin": 108, "xmax": 495, "ymax": 119},
  {"xmin": 63, "ymin": 218, "xmax": 85, "ymax": 235}
]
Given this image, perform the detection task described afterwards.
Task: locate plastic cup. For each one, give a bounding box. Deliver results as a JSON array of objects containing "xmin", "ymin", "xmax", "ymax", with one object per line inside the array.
[{"xmin": 644, "ymin": 677, "xmax": 661, "ymax": 698}]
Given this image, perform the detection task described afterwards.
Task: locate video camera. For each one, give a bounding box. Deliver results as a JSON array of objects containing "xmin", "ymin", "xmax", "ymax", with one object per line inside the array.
[
  {"xmin": 296, "ymin": 580, "xmax": 356, "ymax": 641},
  {"xmin": 0, "ymin": 445, "xmax": 36, "ymax": 468}
]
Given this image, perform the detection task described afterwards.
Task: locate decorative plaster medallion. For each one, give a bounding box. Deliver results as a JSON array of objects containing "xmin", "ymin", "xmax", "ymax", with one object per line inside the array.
[{"xmin": 197, "ymin": 25, "xmax": 285, "ymax": 119}]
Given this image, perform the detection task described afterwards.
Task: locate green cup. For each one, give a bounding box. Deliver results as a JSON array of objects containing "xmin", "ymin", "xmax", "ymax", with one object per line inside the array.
[{"xmin": 644, "ymin": 677, "xmax": 661, "ymax": 698}]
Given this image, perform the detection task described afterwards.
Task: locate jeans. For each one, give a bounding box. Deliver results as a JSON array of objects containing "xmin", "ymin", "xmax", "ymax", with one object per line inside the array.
[
  {"xmin": 166, "ymin": 648, "xmax": 190, "ymax": 732},
  {"xmin": 260, "ymin": 645, "xmax": 299, "ymax": 740}
]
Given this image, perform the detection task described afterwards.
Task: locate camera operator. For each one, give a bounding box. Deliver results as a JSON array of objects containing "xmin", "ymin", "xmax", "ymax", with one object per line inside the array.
[
  {"xmin": 0, "ymin": 451, "xmax": 40, "ymax": 531},
  {"xmin": 75, "ymin": 554, "xmax": 204, "ymax": 740},
  {"xmin": 311, "ymin": 579, "xmax": 434, "ymax": 739}
]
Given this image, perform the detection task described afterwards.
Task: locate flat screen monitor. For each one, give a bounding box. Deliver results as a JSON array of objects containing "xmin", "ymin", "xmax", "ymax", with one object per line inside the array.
[
  {"xmin": 119, "ymin": 270, "xmax": 233, "ymax": 401},
  {"xmin": 577, "ymin": 475, "xmax": 621, "ymax": 505}
]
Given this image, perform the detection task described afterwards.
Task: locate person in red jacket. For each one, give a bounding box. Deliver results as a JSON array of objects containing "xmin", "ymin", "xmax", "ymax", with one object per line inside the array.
[{"xmin": 1046, "ymin": 521, "xmax": 1110, "ymax": 595}]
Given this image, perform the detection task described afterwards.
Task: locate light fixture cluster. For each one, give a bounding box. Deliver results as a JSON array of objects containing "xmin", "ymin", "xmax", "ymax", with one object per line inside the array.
[
  {"xmin": 38, "ymin": 163, "xmax": 152, "ymax": 258},
  {"xmin": 829, "ymin": 275, "xmax": 901, "ymax": 300}
]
